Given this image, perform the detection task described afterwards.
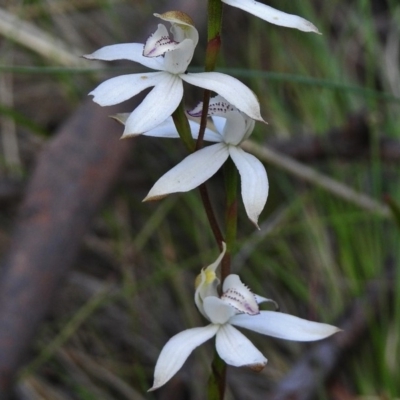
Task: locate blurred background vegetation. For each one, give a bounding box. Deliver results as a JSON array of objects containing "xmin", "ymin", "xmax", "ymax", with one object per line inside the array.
[{"xmin": 0, "ymin": 0, "xmax": 399, "ymax": 399}]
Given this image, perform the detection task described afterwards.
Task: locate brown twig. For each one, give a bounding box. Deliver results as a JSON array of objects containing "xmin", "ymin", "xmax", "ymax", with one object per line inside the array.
[{"xmin": 0, "ymin": 99, "xmax": 133, "ymax": 398}]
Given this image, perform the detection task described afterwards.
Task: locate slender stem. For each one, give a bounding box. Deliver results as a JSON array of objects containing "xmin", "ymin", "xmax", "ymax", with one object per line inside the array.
[
  {"xmin": 196, "ymin": 0, "xmax": 223, "ymax": 151},
  {"xmin": 221, "ymin": 157, "xmax": 238, "ymax": 284},
  {"xmin": 195, "ymin": 89, "xmax": 211, "ymax": 150},
  {"xmin": 199, "ymin": 184, "xmax": 224, "ymax": 251},
  {"xmin": 171, "ymin": 98, "xmax": 224, "ymax": 249},
  {"xmin": 171, "ymin": 100, "xmax": 195, "ymax": 152},
  {"xmin": 207, "ymin": 350, "xmax": 226, "ymax": 400},
  {"xmin": 171, "ymin": 101, "xmax": 223, "ymax": 245},
  {"xmin": 203, "ymin": 2, "xmax": 227, "ymax": 399}
]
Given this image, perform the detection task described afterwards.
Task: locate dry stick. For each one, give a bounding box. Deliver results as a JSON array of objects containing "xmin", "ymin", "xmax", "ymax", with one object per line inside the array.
[
  {"xmin": 241, "ymin": 140, "xmax": 391, "ymax": 218},
  {"xmin": 270, "ymin": 265, "xmax": 394, "ymax": 400},
  {"xmin": 0, "ymin": 99, "xmax": 134, "ymax": 398}
]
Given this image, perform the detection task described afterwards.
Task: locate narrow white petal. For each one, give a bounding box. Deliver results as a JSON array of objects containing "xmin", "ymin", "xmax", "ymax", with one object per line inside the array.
[
  {"xmin": 141, "ymin": 117, "xmax": 180, "ymax": 138},
  {"xmin": 229, "ymin": 147, "xmax": 268, "ymax": 227},
  {"xmin": 83, "ymin": 43, "xmax": 165, "ymax": 70},
  {"xmin": 88, "ymin": 72, "xmax": 163, "ymax": 107},
  {"xmin": 149, "ymin": 325, "xmax": 219, "ymax": 391},
  {"xmin": 230, "ymin": 311, "xmax": 341, "ymax": 341},
  {"xmin": 181, "ymin": 72, "xmax": 264, "ymax": 122},
  {"xmin": 144, "ymin": 143, "xmax": 229, "ymax": 201},
  {"xmin": 142, "ymin": 118, "xmax": 219, "ymax": 140},
  {"xmin": 216, "ymin": 324, "xmax": 267, "ymax": 369},
  {"xmin": 123, "ymin": 74, "xmax": 183, "ymax": 136},
  {"xmin": 203, "ymin": 297, "xmax": 237, "ymax": 324},
  {"xmin": 222, "ymin": 0, "xmax": 320, "ymax": 33}
]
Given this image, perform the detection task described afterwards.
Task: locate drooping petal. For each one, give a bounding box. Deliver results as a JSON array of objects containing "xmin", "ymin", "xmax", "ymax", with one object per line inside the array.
[
  {"xmin": 216, "ymin": 324, "xmax": 267, "ymax": 370},
  {"xmin": 222, "ymin": 0, "xmax": 320, "ymax": 33},
  {"xmin": 181, "ymin": 72, "xmax": 264, "ymax": 122},
  {"xmin": 221, "ymin": 274, "xmax": 259, "ymax": 315},
  {"xmin": 144, "ymin": 143, "xmax": 229, "ymax": 201},
  {"xmin": 122, "ymin": 73, "xmax": 183, "ymax": 136},
  {"xmin": 141, "ymin": 117, "xmax": 221, "ymax": 141},
  {"xmin": 203, "ymin": 296, "xmax": 237, "ymax": 324},
  {"xmin": 88, "ymin": 71, "xmax": 163, "ymax": 107},
  {"xmin": 229, "ymin": 147, "xmax": 268, "ymax": 227},
  {"xmin": 195, "ymin": 243, "xmax": 227, "ymax": 318},
  {"xmin": 149, "ymin": 325, "xmax": 219, "ymax": 391},
  {"xmin": 83, "ymin": 43, "xmax": 165, "ymax": 71},
  {"xmin": 230, "ymin": 311, "xmax": 341, "ymax": 341}
]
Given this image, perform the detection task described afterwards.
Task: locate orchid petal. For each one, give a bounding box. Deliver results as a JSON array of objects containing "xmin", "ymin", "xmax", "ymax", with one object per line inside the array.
[
  {"xmin": 216, "ymin": 324, "xmax": 267, "ymax": 369},
  {"xmin": 181, "ymin": 72, "xmax": 264, "ymax": 122},
  {"xmin": 143, "ymin": 24, "xmax": 178, "ymax": 58},
  {"xmin": 83, "ymin": 43, "xmax": 164, "ymax": 70},
  {"xmin": 221, "ymin": 274, "xmax": 259, "ymax": 315},
  {"xmin": 154, "ymin": 11, "xmax": 199, "ymax": 48},
  {"xmin": 203, "ymin": 296, "xmax": 237, "ymax": 324},
  {"xmin": 222, "ymin": 0, "xmax": 320, "ymax": 33},
  {"xmin": 164, "ymin": 38, "xmax": 196, "ymax": 74},
  {"xmin": 88, "ymin": 72, "xmax": 163, "ymax": 107},
  {"xmin": 141, "ymin": 117, "xmax": 220, "ymax": 141},
  {"xmin": 149, "ymin": 325, "xmax": 219, "ymax": 391},
  {"xmin": 211, "ymin": 116, "xmax": 227, "ymax": 135},
  {"xmin": 229, "ymin": 147, "xmax": 268, "ymax": 227},
  {"xmin": 195, "ymin": 243, "xmax": 226, "ymax": 318},
  {"xmin": 144, "ymin": 143, "xmax": 229, "ymax": 201},
  {"xmin": 220, "ymin": 111, "xmax": 247, "ymax": 145},
  {"xmin": 255, "ymin": 295, "xmax": 279, "ymax": 310},
  {"xmin": 170, "ymin": 23, "xmax": 199, "ymax": 47},
  {"xmin": 230, "ymin": 311, "xmax": 341, "ymax": 341},
  {"xmin": 189, "ymin": 96, "xmax": 236, "ymax": 118},
  {"xmin": 154, "ymin": 11, "xmax": 196, "ymax": 29},
  {"xmin": 122, "ymin": 73, "xmax": 183, "ymax": 136}
]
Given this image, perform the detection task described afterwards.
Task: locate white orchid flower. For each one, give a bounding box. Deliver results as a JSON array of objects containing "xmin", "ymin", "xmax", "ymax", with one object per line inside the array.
[
  {"xmin": 150, "ymin": 243, "xmax": 340, "ymax": 391},
  {"xmin": 222, "ymin": 0, "xmax": 320, "ymax": 33},
  {"xmin": 84, "ymin": 11, "xmax": 263, "ymax": 136},
  {"xmin": 142, "ymin": 96, "xmax": 268, "ymax": 227}
]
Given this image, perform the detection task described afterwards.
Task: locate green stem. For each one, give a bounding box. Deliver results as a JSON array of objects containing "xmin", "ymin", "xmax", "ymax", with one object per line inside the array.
[
  {"xmin": 196, "ymin": 0, "xmax": 223, "ymax": 150},
  {"xmin": 207, "ymin": 350, "xmax": 226, "ymax": 400},
  {"xmin": 206, "ymin": 2, "xmax": 227, "ymax": 399},
  {"xmin": 171, "ymin": 99, "xmax": 223, "ymax": 247},
  {"xmin": 172, "ymin": 100, "xmax": 195, "ymax": 152},
  {"xmin": 199, "ymin": 184, "xmax": 225, "ymax": 250},
  {"xmin": 221, "ymin": 157, "xmax": 238, "ymax": 284}
]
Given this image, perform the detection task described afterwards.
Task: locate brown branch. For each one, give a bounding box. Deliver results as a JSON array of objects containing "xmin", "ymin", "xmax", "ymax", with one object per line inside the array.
[{"xmin": 0, "ymin": 99, "xmax": 134, "ymax": 398}]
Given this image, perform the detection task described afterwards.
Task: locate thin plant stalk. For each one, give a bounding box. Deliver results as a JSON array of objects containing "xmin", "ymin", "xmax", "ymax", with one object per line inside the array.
[
  {"xmin": 171, "ymin": 102, "xmax": 223, "ymax": 246},
  {"xmin": 204, "ymin": 2, "xmax": 230, "ymax": 398}
]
